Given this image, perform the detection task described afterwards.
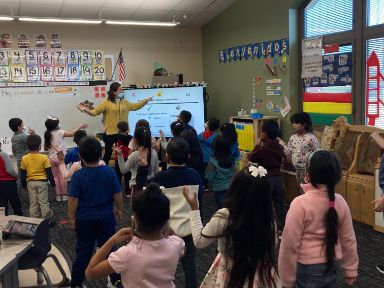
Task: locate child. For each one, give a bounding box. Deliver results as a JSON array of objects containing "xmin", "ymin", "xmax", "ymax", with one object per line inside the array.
[
  {"xmin": 136, "ymin": 138, "xmax": 204, "ymax": 288},
  {"xmin": 178, "ymin": 110, "xmax": 194, "ymax": 131},
  {"xmin": 128, "ymin": 119, "xmax": 159, "ymax": 152},
  {"xmin": 180, "ymin": 129, "xmax": 204, "ymax": 180},
  {"xmin": 279, "ymin": 150, "xmax": 358, "ymax": 287},
  {"xmin": 0, "ymin": 142, "xmax": 22, "ymax": 216},
  {"xmin": 286, "ymin": 112, "xmax": 320, "ymax": 190},
  {"xmin": 44, "ymin": 117, "xmax": 87, "ymax": 201},
  {"xmin": 157, "ymin": 121, "xmax": 185, "ymax": 161},
  {"xmin": 68, "ymin": 136, "xmax": 123, "ymax": 288},
  {"xmin": 248, "ymin": 119, "xmax": 285, "ymax": 231},
  {"xmin": 220, "ymin": 123, "xmax": 240, "ymax": 160},
  {"xmin": 114, "ymin": 121, "xmax": 133, "ymax": 197},
  {"xmin": 115, "ymin": 126, "xmax": 159, "ymax": 194},
  {"xmin": 9, "ymin": 118, "xmax": 35, "ymax": 191},
  {"xmin": 183, "ymin": 167, "xmax": 280, "ymax": 288},
  {"xmin": 85, "ymin": 183, "xmax": 185, "ymax": 288},
  {"xmin": 369, "ymin": 131, "xmax": 384, "ymax": 273},
  {"xmin": 198, "ymin": 117, "xmax": 220, "ymax": 166},
  {"xmin": 206, "ymin": 135, "xmax": 235, "ymax": 209},
  {"xmin": 20, "ymin": 135, "xmax": 55, "ymax": 218},
  {"xmin": 64, "ymin": 130, "xmax": 87, "ymax": 166}
]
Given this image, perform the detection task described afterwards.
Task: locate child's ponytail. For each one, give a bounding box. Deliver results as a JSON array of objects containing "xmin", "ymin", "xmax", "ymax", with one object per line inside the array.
[
  {"xmin": 44, "ymin": 118, "xmax": 60, "ymax": 151},
  {"xmin": 307, "ymin": 150, "xmax": 341, "ymax": 272},
  {"xmin": 325, "ymin": 184, "xmax": 339, "ymax": 272}
]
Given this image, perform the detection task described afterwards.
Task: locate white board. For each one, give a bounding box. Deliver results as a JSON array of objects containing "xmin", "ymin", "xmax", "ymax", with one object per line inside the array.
[{"xmin": 0, "ymin": 85, "xmax": 108, "ymax": 154}]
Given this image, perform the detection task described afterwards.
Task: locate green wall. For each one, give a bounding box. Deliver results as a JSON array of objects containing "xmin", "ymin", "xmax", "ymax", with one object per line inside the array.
[{"xmin": 202, "ymin": 0, "xmax": 302, "ymax": 140}]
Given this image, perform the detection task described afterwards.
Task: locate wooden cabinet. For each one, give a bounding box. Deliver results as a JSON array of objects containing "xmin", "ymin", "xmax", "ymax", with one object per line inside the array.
[
  {"xmin": 346, "ymin": 177, "xmax": 375, "ymax": 226},
  {"xmin": 346, "ymin": 179, "xmax": 362, "ymax": 222},
  {"xmin": 335, "ymin": 174, "xmax": 347, "ymax": 199}
]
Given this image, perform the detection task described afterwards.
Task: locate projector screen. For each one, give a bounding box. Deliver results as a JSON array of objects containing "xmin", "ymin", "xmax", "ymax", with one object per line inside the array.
[{"xmin": 124, "ymin": 86, "xmax": 205, "ymax": 137}]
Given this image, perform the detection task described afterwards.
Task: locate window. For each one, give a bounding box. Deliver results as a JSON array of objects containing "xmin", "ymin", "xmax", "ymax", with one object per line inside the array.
[
  {"xmin": 304, "ymin": 0, "xmax": 353, "ymax": 37},
  {"xmin": 366, "ymin": 37, "xmax": 384, "ymax": 128},
  {"xmin": 367, "ymin": 0, "xmax": 384, "ymax": 26}
]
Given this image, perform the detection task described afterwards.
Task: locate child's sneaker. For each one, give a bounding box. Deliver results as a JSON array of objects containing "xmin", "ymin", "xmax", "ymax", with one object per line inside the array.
[
  {"xmin": 62, "ymin": 195, "xmax": 68, "ymax": 201},
  {"xmin": 56, "ymin": 196, "xmax": 62, "ymax": 202}
]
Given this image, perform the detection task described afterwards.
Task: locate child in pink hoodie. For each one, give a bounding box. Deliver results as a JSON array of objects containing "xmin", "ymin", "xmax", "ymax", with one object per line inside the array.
[{"xmin": 279, "ymin": 150, "xmax": 358, "ymax": 288}]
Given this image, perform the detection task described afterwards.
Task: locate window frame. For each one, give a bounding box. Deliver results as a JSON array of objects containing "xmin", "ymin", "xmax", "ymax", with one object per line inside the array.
[{"xmin": 299, "ymin": 0, "xmax": 384, "ymax": 125}]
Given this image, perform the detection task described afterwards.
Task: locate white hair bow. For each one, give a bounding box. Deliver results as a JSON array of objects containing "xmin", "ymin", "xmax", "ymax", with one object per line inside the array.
[{"xmin": 249, "ymin": 165, "xmax": 268, "ymax": 178}]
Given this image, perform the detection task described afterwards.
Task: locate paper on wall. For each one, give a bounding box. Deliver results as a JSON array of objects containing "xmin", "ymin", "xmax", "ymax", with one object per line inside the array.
[{"xmin": 280, "ymin": 95, "xmax": 291, "ymax": 117}]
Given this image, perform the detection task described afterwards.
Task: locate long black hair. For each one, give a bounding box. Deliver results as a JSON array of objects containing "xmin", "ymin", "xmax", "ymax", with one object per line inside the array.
[
  {"xmin": 307, "ymin": 150, "xmax": 341, "ymax": 272},
  {"xmin": 44, "ymin": 118, "xmax": 60, "ymax": 151},
  {"xmin": 220, "ymin": 123, "xmax": 238, "ymax": 146},
  {"xmin": 212, "ymin": 135, "xmax": 233, "ymax": 169},
  {"xmin": 134, "ymin": 126, "xmax": 152, "ymax": 174},
  {"xmin": 180, "ymin": 129, "xmax": 203, "ymax": 172},
  {"xmin": 204, "ymin": 170, "xmax": 277, "ymax": 287},
  {"xmin": 107, "ymin": 82, "xmax": 121, "ymax": 102},
  {"xmin": 132, "ymin": 183, "xmax": 170, "ymax": 235}
]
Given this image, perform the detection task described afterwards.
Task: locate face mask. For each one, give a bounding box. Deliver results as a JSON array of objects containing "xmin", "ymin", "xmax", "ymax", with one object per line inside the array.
[{"xmin": 116, "ymin": 92, "xmax": 124, "ymax": 100}]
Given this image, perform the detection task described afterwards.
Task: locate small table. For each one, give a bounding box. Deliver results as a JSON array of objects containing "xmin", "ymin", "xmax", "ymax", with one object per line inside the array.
[{"xmin": 0, "ymin": 215, "xmax": 43, "ymax": 288}]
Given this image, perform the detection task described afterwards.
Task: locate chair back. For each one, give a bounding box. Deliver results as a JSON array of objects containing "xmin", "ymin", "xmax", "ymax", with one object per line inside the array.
[{"xmin": 33, "ymin": 219, "xmax": 51, "ymax": 254}]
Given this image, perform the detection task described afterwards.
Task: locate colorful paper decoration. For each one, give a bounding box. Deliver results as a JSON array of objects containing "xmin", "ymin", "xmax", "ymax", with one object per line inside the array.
[
  {"xmin": 93, "ymin": 50, "xmax": 105, "ymax": 80},
  {"xmin": 54, "ymin": 65, "xmax": 67, "ymax": 81},
  {"xmin": 219, "ymin": 38, "xmax": 288, "ymax": 63},
  {"xmin": 234, "ymin": 123, "xmax": 254, "ymax": 151},
  {"xmin": 26, "ymin": 65, "xmax": 39, "ymax": 81},
  {"xmin": 366, "ymin": 51, "xmax": 384, "ymax": 126}
]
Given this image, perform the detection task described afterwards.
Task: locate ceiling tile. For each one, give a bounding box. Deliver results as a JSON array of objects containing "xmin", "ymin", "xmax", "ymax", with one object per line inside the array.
[
  {"xmin": 21, "ymin": 0, "xmax": 64, "ymax": 4},
  {"xmin": 175, "ymin": 0, "xmax": 212, "ymax": 13},
  {"xmin": 63, "ymin": 0, "xmax": 104, "ymax": 6},
  {"xmin": 102, "ymin": 0, "xmax": 145, "ymax": 9},
  {"xmin": 131, "ymin": 9, "xmax": 170, "ymax": 21},
  {"xmin": 100, "ymin": 7, "xmax": 136, "ymax": 20},
  {"xmin": 60, "ymin": 5, "xmax": 100, "ymax": 18},
  {"xmin": 191, "ymin": 12, "xmax": 216, "ymax": 26},
  {"xmin": 20, "ymin": 3, "xmax": 61, "ymax": 17},
  {"xmin": 0, "ymin": 3, "xmax": 13, "ymax": 15},
  {"xmin": 205, "ymin": 0, "xmax": 236, "ymax": 13},
  {"xmin": 140, "ymin": 0, "xmax": 182, "ymax": 10}
]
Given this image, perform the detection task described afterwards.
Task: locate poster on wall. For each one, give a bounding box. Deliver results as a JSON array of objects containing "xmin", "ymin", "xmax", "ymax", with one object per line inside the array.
[
  {"xmin": 40, "ymin": 65, "xmax": 53, "ymax": 82},
  {"xmin": 53, "ymin": 50, "xmax": 66, "ymax": 66},
  {"xmin": 11, "ymin": 64, "xmax": 26, "ymax": 82},
  {"xmin": 25, "ymin": 50, "xmax": 38, "ymax": 65},
  {"xmin": 26, "ymin": 65, "xmax": 40, "ymax": 82},
  {"xmin": 11, "ymin": 50, "xmax": 25, "ymax": 65},
  {"xmin": 40, "ymin": 50, "xmax": 52, "ymax": 66},
  {"xmin": 0, "ymin": 66, "xmax": 10, "ymax": 81},
  {"xmin": 301, "ymin": 36, "xmax": 323, "ymax": 78},
  {"xmin": 67, "ymin": 64, "xmax": 80, "ymax": 81},
  {"xmin": 54, "ymin": 65, "xmax": 67, "ymax": 81}
]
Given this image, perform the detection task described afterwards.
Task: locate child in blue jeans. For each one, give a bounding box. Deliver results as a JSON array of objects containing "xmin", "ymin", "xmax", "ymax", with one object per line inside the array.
[{"xmin": 68, "ymin": 136, "xmax": 123, "ymax": 288}]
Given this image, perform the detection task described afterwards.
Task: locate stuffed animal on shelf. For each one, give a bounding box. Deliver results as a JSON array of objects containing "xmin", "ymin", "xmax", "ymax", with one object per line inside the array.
[{"xmin": 332, "ymin": 116, "xmax": 350, "ymax": 138}]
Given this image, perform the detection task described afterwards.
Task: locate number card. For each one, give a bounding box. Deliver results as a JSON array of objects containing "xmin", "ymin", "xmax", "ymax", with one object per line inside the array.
[
  {"xmin": 0, "ymin": 49, "xmax": 9, "ymax": 66},
  {"xmin": 53, "ymin": 50, "xmax": 66, "ymax": 66},
  {"xmin": 0, "ymin": 66, "xmax": 10, "ymax": 81},
  {"xmin": 67, "ymin": 50, "xmax": 79, "ymax": 65},
  {"xmin": 93, "ymin": 64, "xmax": 105, "ymax": 80},
  {"xmin": 26, "ymin": 65, "xmax": 40, "ymax": 81},
  {"xmin": 81, "ymin": 64, "xmax": 92, "ymax": 80},
  {"xmin": 40, "ymin": 50, "xmax": 52, "ymax": 66},
  {"xmin": 93, "ymin": 50, "xmax": 104, "ymax": 65},
  {"xmin": 25, "ymin": 50, "xmax": 38, "ymax": 65},
  {"xmin": 54, "ymin": 66, "xmax": 67, "ymax": 81},
  {"xmin": 40, "ymin": 65, "xmax": 53, "ymax": 81},
  {"xmin": 67, "ymin": 64, "xmax": 80, "ymax": 81},
  {"xmin": 80, "ymin": 50, "xmax": 92, "ymax": 65},
  {"xmin": 11, "ymin": 50, "xmax": 25, "ymax": 65},
  {"xmin": 12, "ymin": 65, "xmax": 26, "ymax": 82}
]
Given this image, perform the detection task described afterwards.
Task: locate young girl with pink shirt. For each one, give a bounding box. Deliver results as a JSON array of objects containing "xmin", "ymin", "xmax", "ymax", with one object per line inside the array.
[
  {"xmin": 44, "ymin": 117, "xmax": 87, "ymax": 202},
  {"xmin": 279, "ymin": 150, "xmax": 358, "ymax": 288},
  {"xmin": 85, "ymin": 183, "xmax": 185, "ymax": 288}
]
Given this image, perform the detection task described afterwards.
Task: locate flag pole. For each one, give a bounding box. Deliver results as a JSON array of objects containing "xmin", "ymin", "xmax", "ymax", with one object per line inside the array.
[{"xmin": 111, "ymin": 48, "xmax": 122, "ymax": 81}]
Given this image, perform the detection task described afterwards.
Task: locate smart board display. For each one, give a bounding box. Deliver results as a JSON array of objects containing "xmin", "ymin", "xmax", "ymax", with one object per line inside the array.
[{"xmin": 125, "ymin": 86, "xmax": 205, "ymax": 137}]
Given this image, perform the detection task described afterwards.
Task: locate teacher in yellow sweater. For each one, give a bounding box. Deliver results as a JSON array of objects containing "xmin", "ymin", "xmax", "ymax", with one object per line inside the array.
[{"xmin": 78, "ymin": 82, "xmax": 152, "ymax": 165}]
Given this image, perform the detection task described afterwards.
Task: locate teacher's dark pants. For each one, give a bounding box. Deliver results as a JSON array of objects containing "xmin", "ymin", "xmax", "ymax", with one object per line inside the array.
[{"xmin": 102, "ymin": 134, "xmax": 119, "ymax": 165}]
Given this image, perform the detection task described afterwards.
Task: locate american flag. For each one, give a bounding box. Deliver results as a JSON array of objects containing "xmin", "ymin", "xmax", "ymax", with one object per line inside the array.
[{"xmin": 117, "ymin": 48, "xmax": 125, "ymax": 81}]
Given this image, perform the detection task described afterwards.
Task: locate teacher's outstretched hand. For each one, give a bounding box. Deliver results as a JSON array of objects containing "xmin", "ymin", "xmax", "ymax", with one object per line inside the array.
[{"xmin": 78, "ymin": 82, "xmax": 152, "ymax": 165}]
